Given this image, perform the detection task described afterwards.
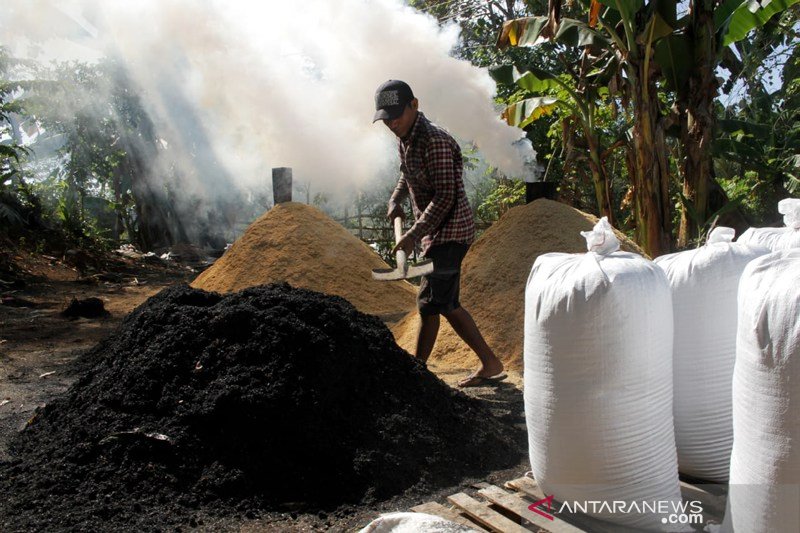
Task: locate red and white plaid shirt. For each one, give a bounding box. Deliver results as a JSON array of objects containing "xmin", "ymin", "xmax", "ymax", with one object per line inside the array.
[{"xmin": 390, "ymin": 113, "xmax": 476, "ymax": 255}]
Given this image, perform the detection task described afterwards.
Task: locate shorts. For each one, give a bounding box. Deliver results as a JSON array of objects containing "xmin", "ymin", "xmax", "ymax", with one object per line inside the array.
[{"xmin": 417, "ymin": 242, "xmax": 470, "ymax": 316}]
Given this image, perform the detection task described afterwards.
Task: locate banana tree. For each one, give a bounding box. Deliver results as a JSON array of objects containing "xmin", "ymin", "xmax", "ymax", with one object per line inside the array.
[
  {"xmin": 658, "ymin": 0, "xmax": 800, "ymax": 246},
  {"xmin": 489, "ymin": 50, "xmax": 618, "ymax": 224},
  {"xmin": 498, "ymin": 2, "xmax": 676, "ymax": 256},
  {"xmin": 496, "ymin": 0, "xmax": 797, "ymax": 254}
]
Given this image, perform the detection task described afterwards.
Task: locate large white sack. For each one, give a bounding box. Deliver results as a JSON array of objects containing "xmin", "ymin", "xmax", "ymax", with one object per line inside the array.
[
  {"xmin": 738, "ymin": 226, "xmax": 800, "ymax": 251},
  {"xmin": 737, "ymin": 198, "xmax": 800, "ymax": 251},
  {"xmin": 722, "ymin": 249, "xmax": 800, "ymax": 533},
  {"xmin": 654, "ymin": 227, "xmax": 769, "ymax": 482},
  {"xmin": 359, "ymin": 512, "xmax": 479, "ymax": 533},
  {"xmin": 524, "ymin": 218, "xmax": 684, "ymax": 531}
]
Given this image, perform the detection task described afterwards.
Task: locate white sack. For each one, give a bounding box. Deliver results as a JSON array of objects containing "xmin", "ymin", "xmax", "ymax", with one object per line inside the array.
[
  {"xmin": 654, "ymin": 227, "xmax": 769, "ymax": 482},
  {"xmin": 737, "ymin": 198, "xmax": 800, "ymax": 251},
  {"xmin": 737, "ymin": 226, "xmax": 787, "ymax": 250},
  {"xmin": 359, "ymin": 512, "xmax": 478, "ymax": 533},
  {"xmin": 524, "ymin": 233, "xmax": 684, "ymax": 531},
  {"xmin": 778, "ymin": 198, "xmax": 800, "ymax": 229},
  {"xmin": 722, "ymin": 249, "xmax": 800, "ymax": 533},
  {"xmin": 580, "ymin": 216, "xmax": 620, "ymax": 255}
]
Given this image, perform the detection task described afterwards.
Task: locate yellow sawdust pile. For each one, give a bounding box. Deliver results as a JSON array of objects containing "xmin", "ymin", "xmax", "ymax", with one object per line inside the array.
[
  {"xmin": 192, "ymin": 202, "xmax": 417, "ymax": 322},
  {"xmin": 391, "ymin": 199, "xmax": 645, "ymax": 371}
]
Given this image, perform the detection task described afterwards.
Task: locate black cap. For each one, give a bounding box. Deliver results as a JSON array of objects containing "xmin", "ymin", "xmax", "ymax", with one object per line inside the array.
[{"xmin": 373, "ymin": 80, "xmax": 414, "ymax": 123}]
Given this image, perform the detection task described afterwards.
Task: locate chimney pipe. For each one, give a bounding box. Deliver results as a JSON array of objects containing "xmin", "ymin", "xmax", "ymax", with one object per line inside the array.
[
  {"xmin": 272, "ymin": 167, "xmax": 292, "ymax": 203},
  {"xmin": 525, "ymin": 181, "xmax": 558, "ymax": 203}
]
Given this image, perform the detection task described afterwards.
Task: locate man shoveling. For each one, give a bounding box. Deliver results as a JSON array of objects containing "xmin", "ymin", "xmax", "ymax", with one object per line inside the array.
[{"xmin": 372, "ymin": 79, "xmax": 504, "ymax": 388}]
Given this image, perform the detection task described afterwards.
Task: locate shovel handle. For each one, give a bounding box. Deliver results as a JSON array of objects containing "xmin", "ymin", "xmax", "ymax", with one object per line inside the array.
[
  {"xmin": 393, "ymin": 217, "xmax": 407, "ymax": 273},
  {"xmin": 393, "ymin": 217, "xmax": 404, "ymax": 242}
]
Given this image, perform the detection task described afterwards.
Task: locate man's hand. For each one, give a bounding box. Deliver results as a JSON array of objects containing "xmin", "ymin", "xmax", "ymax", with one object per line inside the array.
[
  {"xmin": 387, "ymin": 202, "xmax": 404, "ymax": 221},
  {"xmin": 392, "ymin": 233, "xmax": 415, "ymax": 256}
]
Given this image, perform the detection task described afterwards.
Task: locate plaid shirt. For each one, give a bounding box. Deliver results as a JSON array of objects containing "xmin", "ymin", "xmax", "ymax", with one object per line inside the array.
[{"xmin": 390, "ymin": 113, "xmax": 476, "ymax": 254}]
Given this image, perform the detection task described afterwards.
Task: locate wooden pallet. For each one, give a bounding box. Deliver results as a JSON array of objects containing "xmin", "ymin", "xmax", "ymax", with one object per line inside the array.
[{"xmin": 408, "ymin": 475, "xmax": 727, "ymax": 533}]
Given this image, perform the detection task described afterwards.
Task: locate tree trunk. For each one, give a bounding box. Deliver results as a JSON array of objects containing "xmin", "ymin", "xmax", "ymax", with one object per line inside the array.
[
  {"xmin": 124, "ymin": 154, "xmax": 186, "ymax": 252},
  {"xmin": 132, "ymin": 186, "xmax": 174, "ymax": 251},
  {"xmin": 112, "ymin": 168, "xmax": 122, "ymax": 243},
  {"xmin": 585, "ymin": 132, "xmax": 615, "ymax": 225},
  {"xmin": 630, "ymin": 62, "xmax": 672, "ymax": 257},
  {"xmin": 6, "ymin": 113, "xmax": 24, "ymax": 144},
  {"xmin": 579, "ymin": 48, "xmax": 614, "ymax": 226},
  {"xmin": 678, "ymin": 0, "xmax": 717, "ymax": 247}
]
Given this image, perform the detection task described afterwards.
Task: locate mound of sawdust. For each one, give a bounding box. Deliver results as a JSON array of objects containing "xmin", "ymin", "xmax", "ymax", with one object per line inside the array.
[
  {"xmin": 391, "ymin": 199, "xmax": 645, "ymax": 371},
  {"xmin": 192, "ymin": 203, "xmax": 416, "ymax": 322}
]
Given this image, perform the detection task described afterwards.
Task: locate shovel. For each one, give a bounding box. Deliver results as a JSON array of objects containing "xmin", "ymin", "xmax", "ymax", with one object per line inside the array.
[{"xmin": 372, "ymin": 217, "xmax": 434, "ymax": 281}]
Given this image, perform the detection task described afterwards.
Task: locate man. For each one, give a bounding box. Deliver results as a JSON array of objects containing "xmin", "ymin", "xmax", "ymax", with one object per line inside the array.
[{"xmin": 372, "ymin": 79, "xmax": 504, "ymax": 388}]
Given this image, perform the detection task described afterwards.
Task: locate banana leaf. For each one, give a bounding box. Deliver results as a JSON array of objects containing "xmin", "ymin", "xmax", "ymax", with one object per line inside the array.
[
  {"xmin": 503, "ymin": 96, "xmax": 562, "ymax": 128},
  {"xmin": 722, "ymin": 0, "xmax": 800, "ymax": 46}
]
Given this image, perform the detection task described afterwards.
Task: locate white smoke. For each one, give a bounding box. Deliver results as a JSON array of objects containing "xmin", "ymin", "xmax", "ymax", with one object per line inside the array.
[{"xmin": 1, "ymin": 0, "xmax": 535, "ymax": 201}]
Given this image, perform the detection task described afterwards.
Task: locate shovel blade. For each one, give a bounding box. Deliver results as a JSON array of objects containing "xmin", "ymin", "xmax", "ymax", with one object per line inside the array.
[
  {"xmin": 371, "ymin": 267, "xmax": 404, "ymax": 281},
  {"xmin": 371, "ymin": 259, "xmax": 433, "ymax": 281},
  {"xmin": 405, "ymin": 260, "xmax": 434, "ymax": 278}
]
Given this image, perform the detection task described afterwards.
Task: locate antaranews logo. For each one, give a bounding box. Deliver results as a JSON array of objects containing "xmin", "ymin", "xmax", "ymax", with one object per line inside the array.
[
  {"xmin": 528, "ymin": 495, "xmax": 705, "ymax": 525},
  {"xmin": 528, "ymin": 495, "xmax": 555, "ymax": 520}
]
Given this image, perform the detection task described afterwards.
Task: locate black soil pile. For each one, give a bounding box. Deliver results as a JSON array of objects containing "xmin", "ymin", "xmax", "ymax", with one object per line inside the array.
[{"xmin": 0, "ymin": 283, "xmax": 522, "ymax": 532}]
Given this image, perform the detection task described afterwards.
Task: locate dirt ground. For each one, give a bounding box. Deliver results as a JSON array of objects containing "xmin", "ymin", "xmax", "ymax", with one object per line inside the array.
[
  {"xmin": 0, "ymin": 252, "xmax": 529, "ymax": 532},
  {"xmin": 0, "ymin": 253, "xmax": 196, "ymax": 463}
]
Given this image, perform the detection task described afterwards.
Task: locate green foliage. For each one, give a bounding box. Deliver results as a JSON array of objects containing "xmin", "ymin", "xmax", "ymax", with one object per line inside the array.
[
  {"xmin": 654, "ymin": 34, "xmax": 693, "ymax": 92},
  {"xmin": 476, "ymin": 178, "xmax": 526, "ymax": 222},
  {"xmin": 715, "ymin": 34, "xmax": 800, "ymax": 211},
  {"xmin": 678, "ymin": 190, "xmax": 744, "ymax": 246},
  {"xmin": 718, "ymin": 171, "xmax": 782, "ymax": 224},
  {"xmin": 0, "ymin": 50, "xmax": 145, "ymax": 251},
  {"xmin": 0, "ymin": 196, "xmax": 24, "ymax": 225},
  {"xmin": 19, "ymin": 59, "xmax": 160, "ymax": 249},
  {"xmin": 504, "ymin": 96, "xmax": 563, "ymax": 128},
  {"xmin": 1, "ymin": 49, "xmax": 34, "ymax": 234},
  {"xmin": 486, "ymin": 0, "xmax": 798, "ymax": 254},
  {"xmin": 782, "ymin": 43, "xmax": 800, "ymax": 194},
  {"xmin": 722, "ymin": 0, "xmax": 800, "ymax": 46},
  {"xmin": 491, "ymin": 65, "xmax": 582, "ymax": 127}
]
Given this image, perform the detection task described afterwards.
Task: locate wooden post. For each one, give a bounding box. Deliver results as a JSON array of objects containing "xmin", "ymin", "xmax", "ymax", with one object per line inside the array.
[{"xmin": 272, "ymin": 167, "xmax": 292, "ymax": 203}]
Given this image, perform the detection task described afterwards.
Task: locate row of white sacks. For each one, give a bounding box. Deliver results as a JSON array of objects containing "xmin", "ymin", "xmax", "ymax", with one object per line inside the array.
[
  {"xmin": 360, "ymin": 202, "xmax": 799, "ymax": 533},
  {"xmin": 524, "ymin": 199, "xmax": 800, "ymax": 532}
]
